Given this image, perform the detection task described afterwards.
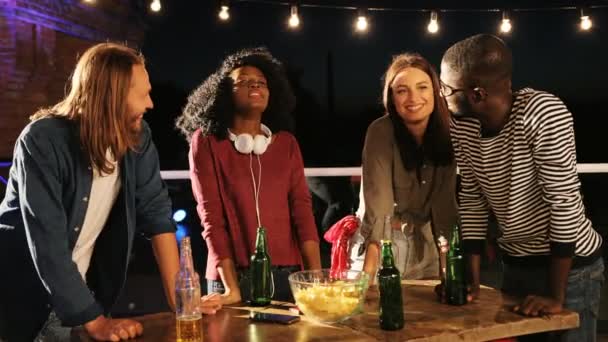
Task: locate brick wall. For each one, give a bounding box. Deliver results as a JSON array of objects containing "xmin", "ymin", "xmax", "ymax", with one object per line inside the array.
[{"xmin": 0, "ymin": 0, "xmax": 145, "ymax": 159}]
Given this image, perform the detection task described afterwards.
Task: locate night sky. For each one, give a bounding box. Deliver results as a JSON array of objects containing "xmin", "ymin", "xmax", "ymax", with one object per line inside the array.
[{"xmin": 140, "ymin": 1, "xmax": 608, "ymax": 168}]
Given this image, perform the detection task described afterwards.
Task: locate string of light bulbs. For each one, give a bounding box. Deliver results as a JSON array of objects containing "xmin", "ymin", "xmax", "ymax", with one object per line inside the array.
[
  {"xmin": 83, "ymin": 0, "xmax": 163, "ymax": 13},
  {"xmin": 215, "ymin": 0, "xmax": 606, "ymax": 34},
  {"xmin": 79, "ymin": 1, "xmax": 603, "ymax": 33}
]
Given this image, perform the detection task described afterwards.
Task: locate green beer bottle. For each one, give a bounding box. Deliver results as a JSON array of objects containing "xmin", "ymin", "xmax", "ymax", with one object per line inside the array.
[
  {"xmin": 378, "ymin": 240, "xmax": 404, "ymax": 330},
  {"xmin": 250, "ymin": 226, "xmax": 273, "ymax": 306},
  {"xmin": 446, "ymin": 224, "xmax": 467, "ymax": 305}
]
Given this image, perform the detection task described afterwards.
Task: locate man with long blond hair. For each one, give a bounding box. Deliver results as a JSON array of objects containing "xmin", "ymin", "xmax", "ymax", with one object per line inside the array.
[{"xmin": 0, "ymin": 42, "xmax": 221, "ymax": 341}]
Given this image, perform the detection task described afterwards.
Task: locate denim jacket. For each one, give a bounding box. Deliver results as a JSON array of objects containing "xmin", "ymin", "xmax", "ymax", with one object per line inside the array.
[{"xmin": 0, "ymin": 117, "xmax": 175, "ymax": 340}]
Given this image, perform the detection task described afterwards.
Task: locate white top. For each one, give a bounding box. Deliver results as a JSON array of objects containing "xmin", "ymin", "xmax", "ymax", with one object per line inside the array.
[{"xmin": 72, "ymin": 154, "xmax": 121, "ymax": 280}]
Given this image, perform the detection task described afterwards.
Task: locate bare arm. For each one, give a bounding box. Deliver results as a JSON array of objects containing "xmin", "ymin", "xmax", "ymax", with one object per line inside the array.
[
  {"xmin": 362, "ymin": 242, "xmax": 380, "ymax": 284},
  {"xmin": 548, "ymin": 256, "xmax": 572, "ymax": 304},
  {"xmin": 151, "ymin": 232, "xmax": 180, "ymax": 310},
  {"xmin": 300, "ymin": 240, "xmax": 322, "ymax": 270},
  {"xmin": 217, "ymin": 258, "xmax": 241, "ymax": 305},
  {"xmin": 467, "ymin": 253, "xmax": 481, "ymax": 302}
]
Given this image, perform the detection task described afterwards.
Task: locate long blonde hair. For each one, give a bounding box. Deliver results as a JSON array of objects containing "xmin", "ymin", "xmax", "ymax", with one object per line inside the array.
[{"xmin": 31, "ymin": 42, "xmax": 145, "ymax": 174}]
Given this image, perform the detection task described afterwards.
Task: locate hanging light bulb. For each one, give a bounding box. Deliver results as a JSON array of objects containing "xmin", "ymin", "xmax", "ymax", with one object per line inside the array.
[
  {"xmin": 83, "ymin": 0, "xmax": 95, "ymax": 3},
  {"xmin": 288, "ymin": 5, "xmax": 300, "ymax": 28},
  {"xmin": 580, "ymin": 8, "xmax": 592, "ymax": 31},
  {"xmin": 218, "ymin": 3, "xmax": 230, "ymax": 21},
  {"xmin": 355, "ymin": 8, "xmax": 368, "ymax": 33},
  {"xmin": 356, "ymin": 16, "xmax": 368, "ymax": 32},
  {"xmin": 150, "ymin": 0, "xmax": 161, "ymax": 12},
  {"xmin": 580, "ymin": 16, "xmax": 592, "ymax": 30},
  {"xmin": 427, "ymin": 11, "xmax": 439, "ymax": 34},
  {"xmin": 500, "ymin": 11, "xmax": 512, "ymax": 33}
]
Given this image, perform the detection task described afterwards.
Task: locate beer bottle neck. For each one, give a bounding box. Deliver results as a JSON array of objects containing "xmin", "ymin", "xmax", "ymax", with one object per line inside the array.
[
  {"xmin": 255, "ymin": 227, "xmax": 268, "ymax": 254},
  {"xmin": 450, "ymin": 225, "xmax": 461, "ymax": 247},
  {"xmin": 380, "ymin": 241, "xmax": 396, "ymax": 269},
  {"xmin": 177, "ymin": 237, "xmax": 199, "ymax": 289},
  {"xmin": 179, "ymin": 237, "xmax": 194, "ymax": 271},
  {"xmin": 448, "ymin": 225, "xmax": 462, "ymax": 258},
  {"xmin": 383, "ymin": 214, "xmax": 392, "ymax": 241}
]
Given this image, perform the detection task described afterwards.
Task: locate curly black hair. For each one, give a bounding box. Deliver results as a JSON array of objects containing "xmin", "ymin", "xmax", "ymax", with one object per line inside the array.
[{"xmin": 176, "ymin": 47, "xmax": 295, "ymax": 141}]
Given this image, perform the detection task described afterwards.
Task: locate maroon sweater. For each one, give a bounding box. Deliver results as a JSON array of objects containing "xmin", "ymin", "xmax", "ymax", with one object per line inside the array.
[{"xmin": 189, "ymin": 129, "xmax": 319, "ymax": 280}]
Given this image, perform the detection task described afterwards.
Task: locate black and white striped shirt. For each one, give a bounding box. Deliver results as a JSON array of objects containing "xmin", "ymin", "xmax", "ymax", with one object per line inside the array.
[{"xmin": 450, "ymin": 88, "xmax": 602, "ymax": 260}]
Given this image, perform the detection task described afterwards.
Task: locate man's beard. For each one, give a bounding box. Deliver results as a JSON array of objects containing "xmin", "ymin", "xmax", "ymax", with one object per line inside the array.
[{"xmin": 128, "ymin": 116, "xmax": 143, "ymax": 137}]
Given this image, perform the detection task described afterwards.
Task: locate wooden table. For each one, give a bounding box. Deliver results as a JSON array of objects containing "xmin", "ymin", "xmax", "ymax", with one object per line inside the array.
[{"xmin": 72, "ymin": 280, "xmax": 579, "ymax": 341}]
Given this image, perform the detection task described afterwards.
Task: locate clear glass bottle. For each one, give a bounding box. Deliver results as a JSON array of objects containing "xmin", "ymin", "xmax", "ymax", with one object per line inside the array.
[
  {"xmin": 175, "ymin": 237, "xmax": 203, "ymax": 342},
  {"xmin": 386, "ymin": 205, "xmax": 409, "ymax": 276}
]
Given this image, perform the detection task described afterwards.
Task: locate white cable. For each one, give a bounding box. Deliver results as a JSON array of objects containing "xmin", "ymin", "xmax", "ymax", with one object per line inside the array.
[
  {"xmin": 249, "ymin": 154, "xmax": 262, "ymax": 228},
  {"xmin": 256, "ymin": 154, "xmax": 262, "ymax": 227}
]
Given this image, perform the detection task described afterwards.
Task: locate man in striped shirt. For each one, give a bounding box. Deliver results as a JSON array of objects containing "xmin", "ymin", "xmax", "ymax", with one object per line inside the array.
[{"xmin": 441, "ymin": 34, "xmax": 604, "ymax": 341}]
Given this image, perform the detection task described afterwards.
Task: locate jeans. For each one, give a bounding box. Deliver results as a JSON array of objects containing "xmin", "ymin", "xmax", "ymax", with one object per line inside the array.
[
  {"xmin": 207, "ymin": 265, "xmax": 300, "ymax": 303},
  {"xmin": 502, "ymin": 257, "xmax": 605, "ymax": 342}
]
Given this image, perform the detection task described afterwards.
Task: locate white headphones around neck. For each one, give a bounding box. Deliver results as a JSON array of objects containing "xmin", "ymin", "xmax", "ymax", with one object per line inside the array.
[{"xmin": 227, "ymin": 124, "xmax": 272, "ymax": 155}]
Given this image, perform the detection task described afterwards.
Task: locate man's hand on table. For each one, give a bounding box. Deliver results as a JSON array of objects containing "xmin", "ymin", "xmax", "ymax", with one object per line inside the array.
[
  {"xmin": 513, "ymin": 295, "xmax": 563, "ymax": 316},
  {"xmin": 84, "ymin": 315, "xmax": 143, "ymax": 341},
  {"xmin": 200, "ymin": 293, "xmax": 223, "ymax": 314},
  {"xmin": 433, "ymin": 282, "xmax": 480, "ymax": 303}
]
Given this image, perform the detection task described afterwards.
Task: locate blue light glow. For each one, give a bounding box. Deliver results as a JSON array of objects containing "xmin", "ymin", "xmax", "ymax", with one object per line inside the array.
[
  {"xmin": 175, "ymin": 224, "xmax": 188, "ymax": 243},
  {"xmin": 173, "ymin": 209, "xmax": 187, "ymax": 223}
]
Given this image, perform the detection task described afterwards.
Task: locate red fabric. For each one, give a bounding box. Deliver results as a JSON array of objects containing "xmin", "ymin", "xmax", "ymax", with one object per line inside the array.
[
  {"xmin": 324, "ymin": 215, "xmax": 360, "ymax": 279},
  {"xmin": 189, "ymin": 130, "xmax": 319, "ymax": 280}
]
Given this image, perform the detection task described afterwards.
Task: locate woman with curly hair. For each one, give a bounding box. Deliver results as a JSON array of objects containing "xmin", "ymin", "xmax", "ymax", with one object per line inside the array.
[
  {"xmin": 176, "ymin": 47, "xmax": 321, "ymax": 305},
  {"xmin": 353, "ymin": 53, "xmax": 458, "ymax": 281}
]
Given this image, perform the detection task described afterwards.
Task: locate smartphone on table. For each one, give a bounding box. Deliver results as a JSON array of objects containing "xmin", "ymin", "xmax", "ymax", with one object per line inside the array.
[{"xmin": 249, "ymin": 311, "xmax": 301, "ymax": 325}]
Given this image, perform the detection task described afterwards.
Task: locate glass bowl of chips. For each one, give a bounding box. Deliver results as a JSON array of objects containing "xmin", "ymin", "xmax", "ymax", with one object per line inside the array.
[{"xmin": 288, "ymin": 269, "xmax": 369, "ymax": 324}]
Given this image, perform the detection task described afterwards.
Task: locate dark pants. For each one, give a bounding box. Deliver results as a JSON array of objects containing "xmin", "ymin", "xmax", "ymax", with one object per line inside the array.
[
  {"xmin": 502, "ymin": 258, "xmax": 604, "ymax": 342},
  {"xmin": 0, "ymin": 231, "xmax": 52, "ymax": 342},
  {"xmin": 307, "ymin": 176, "xmax": 355, "ymax": 232},
  {"xmin": 207, "ymin": 266, "xmax": 300, "ymax": 303}
]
